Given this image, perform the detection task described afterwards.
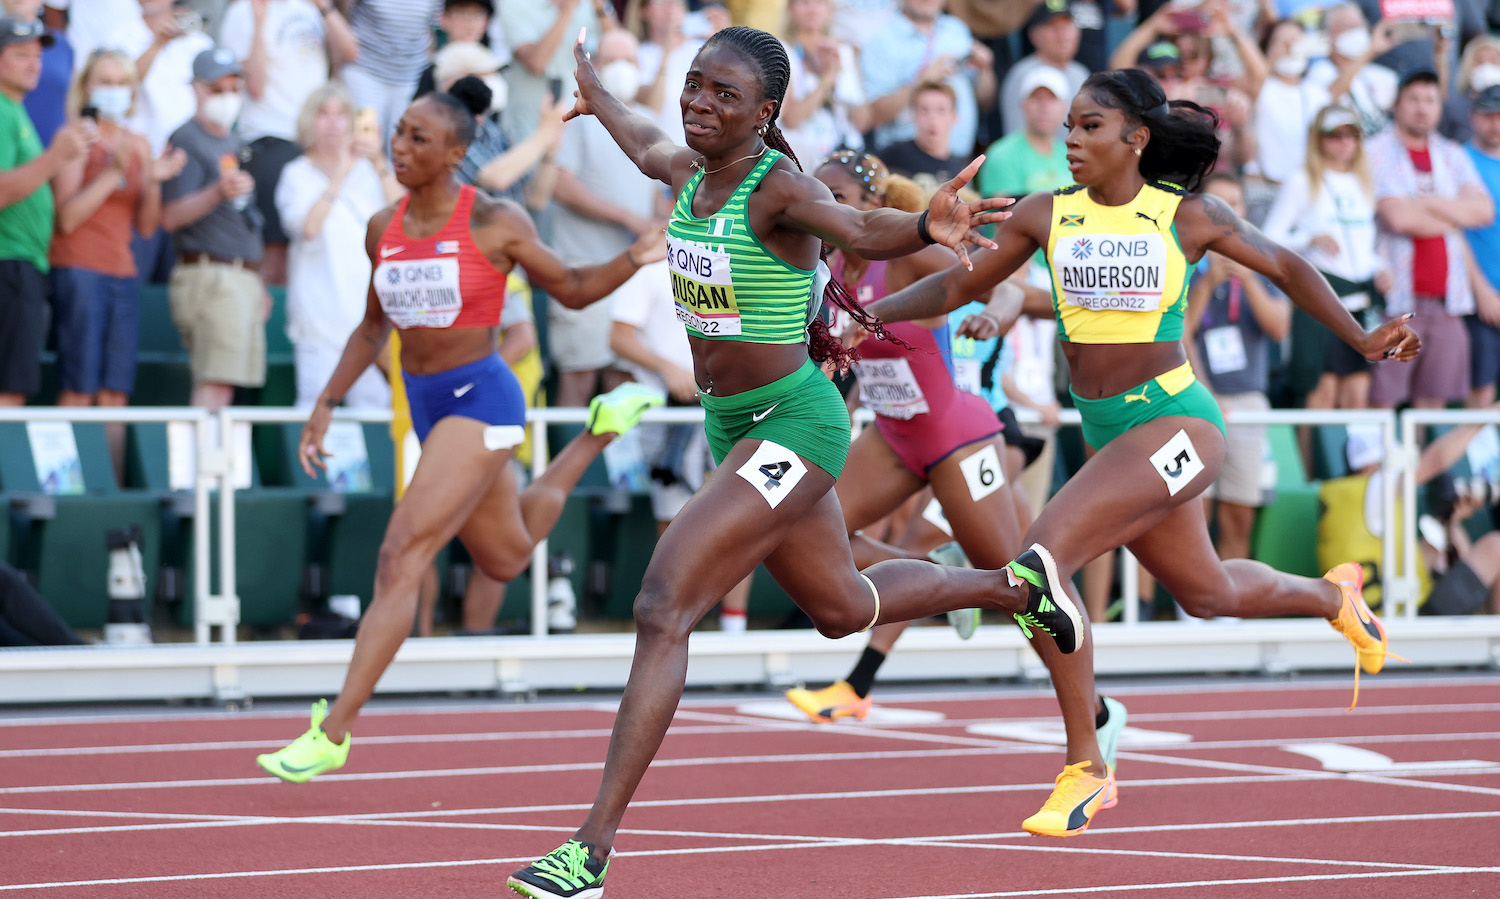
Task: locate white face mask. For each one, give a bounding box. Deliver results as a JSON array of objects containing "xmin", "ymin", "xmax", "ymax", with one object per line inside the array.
[
  {"xmin": 201, "ymin": 92, "xmax": 242, "ymax": 131},
  {"xmin": 1471, "ymin": 63, "xmax": 1500, "ymax": 93},
  {"xmin": 598, "ymin": 60, "xmax": 641, "ymax": 104},
  {"xmin": 481, "ymin": 73, "xmax": 507, "ymax": 114},
  {"xmin": 1273, "ymin": 51, "xmax": 1308, "ymax": 79},
  {"xmin": 1334, "ymin": 27, "xmax": 1371, "ymax": 60},
  {"xmin": 88, "ymin": 85, "xmax": 133, "ymax": 121}
]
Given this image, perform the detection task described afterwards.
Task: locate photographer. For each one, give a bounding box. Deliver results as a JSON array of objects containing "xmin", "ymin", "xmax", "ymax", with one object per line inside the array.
[{"xmin": 1318, "ymin": 412, "xmax": 1500, "ymax": 615}]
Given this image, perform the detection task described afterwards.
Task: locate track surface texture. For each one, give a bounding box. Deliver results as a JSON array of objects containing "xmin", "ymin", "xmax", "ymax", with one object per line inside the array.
[{"xmin": 3, "ymin": 672, "xmax": 1498, "ymax": 898}]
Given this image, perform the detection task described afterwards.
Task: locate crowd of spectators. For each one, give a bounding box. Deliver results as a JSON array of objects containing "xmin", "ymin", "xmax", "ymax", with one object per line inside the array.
[{"xmin": 6, "ymin": 0, "xmax": 1500, "ymax": 626}]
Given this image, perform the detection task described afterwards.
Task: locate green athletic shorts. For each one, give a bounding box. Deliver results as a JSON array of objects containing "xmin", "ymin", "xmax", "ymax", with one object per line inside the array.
[
  {"xmin": 699, "ymin": 359, "xmax": 851, "ymax": 477},
  {"xmin": 1070, "ymin": 361, "xmax": 1227, "ymax": 450}
]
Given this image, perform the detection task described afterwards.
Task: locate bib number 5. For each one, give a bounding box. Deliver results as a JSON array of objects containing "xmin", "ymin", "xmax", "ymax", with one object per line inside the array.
[{"xmin": 1148, "ymin": 429, "xmax": 1206, "ymax": 497}]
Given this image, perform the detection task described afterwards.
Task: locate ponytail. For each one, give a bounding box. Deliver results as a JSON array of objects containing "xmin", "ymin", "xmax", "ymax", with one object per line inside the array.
[{"xmin": 1083, "ymin": 69, "xmax": 1221, "ymax": 193}]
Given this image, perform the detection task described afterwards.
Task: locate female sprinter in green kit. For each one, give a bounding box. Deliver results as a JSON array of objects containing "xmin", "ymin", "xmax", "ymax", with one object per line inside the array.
[
  {"xmin": 862, "ymin": 67, "xmax": 1421, "ymax": 844},
  {"xmin": 508, "ymin": 26, "xmax": 1081, "ymax": 899}
]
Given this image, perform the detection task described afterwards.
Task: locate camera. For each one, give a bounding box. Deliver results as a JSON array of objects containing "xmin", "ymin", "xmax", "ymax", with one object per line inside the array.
[
  {"xmin": 79, "ymin": 105, "xmax": 99, "ymax": 122},
  {"xmin": 1428, "ymin": 472, "xmax": 1500, "ymax": 522}
]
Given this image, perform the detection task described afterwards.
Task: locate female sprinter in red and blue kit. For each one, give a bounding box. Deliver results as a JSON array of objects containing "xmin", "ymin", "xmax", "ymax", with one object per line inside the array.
[{"xmin": 257, "ymin": 88, "xmax": 667, "ymax": 782}]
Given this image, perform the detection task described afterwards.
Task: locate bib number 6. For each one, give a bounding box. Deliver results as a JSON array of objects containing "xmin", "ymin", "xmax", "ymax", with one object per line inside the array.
[
  {"xmin": 959, "ymin": 443, "xmax": 1005, "ymax": 502},
  {"xmin": 1148, "ymin": 429, "xmax": 1206, "ymax": 497}
]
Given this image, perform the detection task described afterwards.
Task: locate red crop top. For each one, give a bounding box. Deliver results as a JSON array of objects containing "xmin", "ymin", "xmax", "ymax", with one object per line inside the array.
[{"xmin": 373, "ymin": 184, "xmax": 506, "ymax": 330}]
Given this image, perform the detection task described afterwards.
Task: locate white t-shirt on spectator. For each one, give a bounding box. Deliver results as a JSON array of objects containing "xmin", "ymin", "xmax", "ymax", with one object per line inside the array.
[
  {"xmin": 1262, "ymin": 169, "xmax": 1382, "ymax": 289},
  {"xmin": 131, "ymin": 31, "xmax": 218, "ymax": 155},
  {"xmin": 831, "ymin": 0, "xmax": 896, "ymax": 50},
  {"xmin": 637, "ymin": 38, "xmax": 702, "ymax": 147},
  {"xmin": 609, "ymin": 260, "xmax": 689, "ymax": 396},
  {"xmin": 1304, "ymin": 58, "xmax": 1398, "ymax": 136},
  {"xmin": 1252, "ymin": 76, "xmax": 1329, "ymax": 183},
  {"xmin": 551, "ymin": 111, "xmax": 661, "ymax": 264},
  {"xmin": 61, "ymin": 0, "xmax": 152, "ymax": 73},
  {"xmin": 275, "ymin": 155, "xmax": 387, "ymax": 347},
  {"xmin": 221, "ymin": 0, "xmax": 329, "ymax": 143},
  {"xmin": 781, "ymin": 40, "xmax": 865, "ymax": 167}
]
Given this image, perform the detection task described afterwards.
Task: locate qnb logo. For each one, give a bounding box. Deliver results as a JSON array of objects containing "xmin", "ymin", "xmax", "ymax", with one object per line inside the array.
[
  {"xmin": 759, "ymin": 461, "xmax": 792, "ymax": 490},
  {"xmin": 1071, "ymin": 239, "xmax": 1093, "ymax": 260}
]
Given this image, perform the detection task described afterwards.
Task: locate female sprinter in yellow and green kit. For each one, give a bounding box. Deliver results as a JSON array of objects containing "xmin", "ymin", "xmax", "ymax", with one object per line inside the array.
[{"xmin": 866, "ymin": 68, "xmax": 1421, "ymax": 839}]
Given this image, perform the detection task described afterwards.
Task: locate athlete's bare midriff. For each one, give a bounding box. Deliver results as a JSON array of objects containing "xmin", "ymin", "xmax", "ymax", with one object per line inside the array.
[
  {"xmin": 688, "ymin": 338, "xmax": 809, "ymax": 396},
  {"xmin": 1063, "ymin": 340, "xmax": 1188, "ymax": 399},
  {"xmin": 395, "ymin": 326, "xmax": 501, "ymax": 376}
]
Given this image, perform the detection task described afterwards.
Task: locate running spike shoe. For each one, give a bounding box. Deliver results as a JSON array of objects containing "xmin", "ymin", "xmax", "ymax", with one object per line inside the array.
[
  {"xmin": 509, "ymin": 839, "xmax": 611, "ymax": 899},
  {"xmin": 1096, "ymin": 696, "xmax": 1127, "ymax": 809},
  {"xmin": 1005, "ymin": 544, "xmax": 1084, "ymax": 654},
  {"xmin": 1325, "ymin": 561, "xmax": 1406, "ymax": 709},
  {"xmin": 1022, "ymin": 761, "xmax": 1114, "ymax": 837},
  {"xmin": 587, "ymin": 383, "xmax": 664, "ymax": 436},
  {"xmin": 255, "ymin": 699, "xmax": 350, "ymax": 783},
  {"xmin": 929, "ymin": 541, "xmax": 980, "ymax": 639},
  {"xmin": 784, "ymin": 680, "xmax": 871, "ymax": 723}
]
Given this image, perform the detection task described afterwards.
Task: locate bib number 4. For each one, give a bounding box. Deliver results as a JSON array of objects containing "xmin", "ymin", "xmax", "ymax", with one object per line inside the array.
[{"xmin": 1148, "ymin": 429, "xmax": 1206, "ymax": 497}]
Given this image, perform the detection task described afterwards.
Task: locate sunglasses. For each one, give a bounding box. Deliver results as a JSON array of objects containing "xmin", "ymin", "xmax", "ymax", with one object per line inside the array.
[{"xmin": 6, "ymin": 19, "xmax": 44, "ymax": 40}]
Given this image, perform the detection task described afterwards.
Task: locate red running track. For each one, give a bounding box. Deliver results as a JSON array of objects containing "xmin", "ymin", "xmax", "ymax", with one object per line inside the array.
[{"xmin": 2, "ymin": 674, "xmax": 1498, "ymax": 898}]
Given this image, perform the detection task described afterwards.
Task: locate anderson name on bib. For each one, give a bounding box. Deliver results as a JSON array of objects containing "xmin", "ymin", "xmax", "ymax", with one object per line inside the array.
[{"xmin": 1055, "ymin": 233, "xmax": 1167, "ymax": 312}]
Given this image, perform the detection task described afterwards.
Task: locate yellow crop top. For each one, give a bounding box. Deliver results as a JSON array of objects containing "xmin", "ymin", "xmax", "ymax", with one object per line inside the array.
[{"xmin": 1045, "ymin": 181, "xmax": 1191, "ymax": 344}]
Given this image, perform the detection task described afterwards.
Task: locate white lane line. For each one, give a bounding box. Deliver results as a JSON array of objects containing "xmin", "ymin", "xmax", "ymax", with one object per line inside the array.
[
  {"xmin": 2, "ymin": 674, "xmax": 1494, "ymax": 728},
  {"xmin": 4, "ymin": 834, "xmax": 1494, "ymax": 893},
  {"xmin": 886, "ymin": 867, "xmax": 1500, "ymax": 899}
]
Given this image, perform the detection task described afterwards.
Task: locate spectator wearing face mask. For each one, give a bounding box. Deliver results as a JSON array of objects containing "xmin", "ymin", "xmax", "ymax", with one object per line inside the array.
[
  {"xmin": 1441, "ymin": 33, "xmax": 1500, "ymax": 144},
  {"xmin": 1247, "ymin": 18, "xmax": 1328, "ymax": 224},
  {"xmin": 48, "ymin": 49, "xmax": 185, "ymax": 415},
  {"xmin": 436, "ymin": 45, "xmax": 563, "ymax": 210},
  {"xmin": 159, "ymin": 48, "xmax": 266, "ymax": 411},
  {"xmin": 219, "ymin": 0, "xmax": 358, "ymax": 286},
  {"xmin": 1303, "ymin": 4, "xmax": 1397, "ymax": 136}
]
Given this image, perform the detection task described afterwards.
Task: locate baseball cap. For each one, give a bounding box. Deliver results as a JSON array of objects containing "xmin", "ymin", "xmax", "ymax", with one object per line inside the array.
[
  {"xmin": 0, "ymin": 15, "xmax": 54, "ymax": 49},
  {"xmin": 434, "ymin": 41, "xmax": 503, "ymax": 87},
  {"xmin": 192, "ymin": 47, "xmax": 242, "ymax": 83},
  {"xmin": 1138, "ymin": 41, "xmax": 1182, "ymax": 71},
  {"xmin": 1027, "ymin": 0, "xmax": 1075, "ymax": 30},
  {"xmin": 1474, "ymin": 85, "xmax": 1500, "ymax": 115},
  {"xmin": 1319, "ymin": 106, "xmax": 1360, "ymax": 133},
  {"xmin": 1018, "ymin": 66, "xmax": 1071, "ymax": 102}
]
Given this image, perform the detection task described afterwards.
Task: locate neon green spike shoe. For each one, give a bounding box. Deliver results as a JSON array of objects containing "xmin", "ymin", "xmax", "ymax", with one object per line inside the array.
[
  {"xmin": 586, "ymin": 383, "xmax": 665, "ymax": 436},
  {"xmin": 1005, "ymin": 544, "xmax": 1084, "ymax": 654},
  {"xmin": 255, "ymin": 699, "xmax": 350, "ymax": 783},
  {"xmin": 509, "ymin": 839, "xmax": 612, "ymax": 898},
  {"xmin": 929, "ymin": 541, "xmax": 980, "ymax": 639}
]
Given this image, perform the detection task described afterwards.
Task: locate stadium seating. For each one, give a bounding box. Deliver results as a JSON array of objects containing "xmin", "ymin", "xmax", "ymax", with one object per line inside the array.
[{"xmin": 0, "ymin": 423, "xmax": 162, "ymax": 630}]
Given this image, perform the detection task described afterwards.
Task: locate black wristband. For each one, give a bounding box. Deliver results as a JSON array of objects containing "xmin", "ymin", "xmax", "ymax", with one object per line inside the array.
[{"xmin": 916, "ymin": 210, "xmax": 936, "ymax": 245}]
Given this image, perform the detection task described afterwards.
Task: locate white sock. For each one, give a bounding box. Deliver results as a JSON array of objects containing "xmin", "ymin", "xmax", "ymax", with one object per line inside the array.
[{"xmin": 720, "ymin": 610, "xmax": 747, "ymax": 633}]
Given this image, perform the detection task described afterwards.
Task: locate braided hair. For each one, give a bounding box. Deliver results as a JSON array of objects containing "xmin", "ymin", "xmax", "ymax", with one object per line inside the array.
[
  {"xmin": 1083, "ymin": 69, "xmax": 1221, "ymax": 193},
  {"xmin": 701, "ymin": 25, "xmax": 903, "ymax": 371}
]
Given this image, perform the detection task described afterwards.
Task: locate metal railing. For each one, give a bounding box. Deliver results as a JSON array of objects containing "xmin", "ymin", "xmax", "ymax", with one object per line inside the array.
[{"xmin": 0, "ymin": 404, "xmax": 1476, "ymax": 643}]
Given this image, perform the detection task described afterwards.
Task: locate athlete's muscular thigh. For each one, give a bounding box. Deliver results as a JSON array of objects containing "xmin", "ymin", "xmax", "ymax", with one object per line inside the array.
[
  {"xmin": 1023, "ymin": 416, "xmax": 1226, "ymax": 574},
  {"xmin": 635, "ymin": 437, "xmax": 837, "ymax": 633},
  {"xmin": 837, "ymin": 426, "xmax": 924, "ymax": 534},
  {"xmin": 927, "ymin": 435, "xmax": 1022, "ymax": 570}
]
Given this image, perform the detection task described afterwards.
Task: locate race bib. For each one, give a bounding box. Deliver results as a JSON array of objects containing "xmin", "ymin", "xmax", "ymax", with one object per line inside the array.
[
  {"xmin": 668, "ymin": 236, "xmax": 741, "ymax": 336},
  {"xmin": 1053, "ymin": 232, "xmax": 1167, "ymax": 312},
  {"xmin": 853, "ymin": 357, "xmax": 928, "ymax": 419},
  {"xmin": 375, "ymin": 257, "xmax": 462, "ymax": 329},
  {"xmin": 953, "ymin": 357, "xmax": 982, "ymax": 396},
  {"xmin": 1203, "ymin": 325, "xmax": 1248, "ymax": 375}
]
